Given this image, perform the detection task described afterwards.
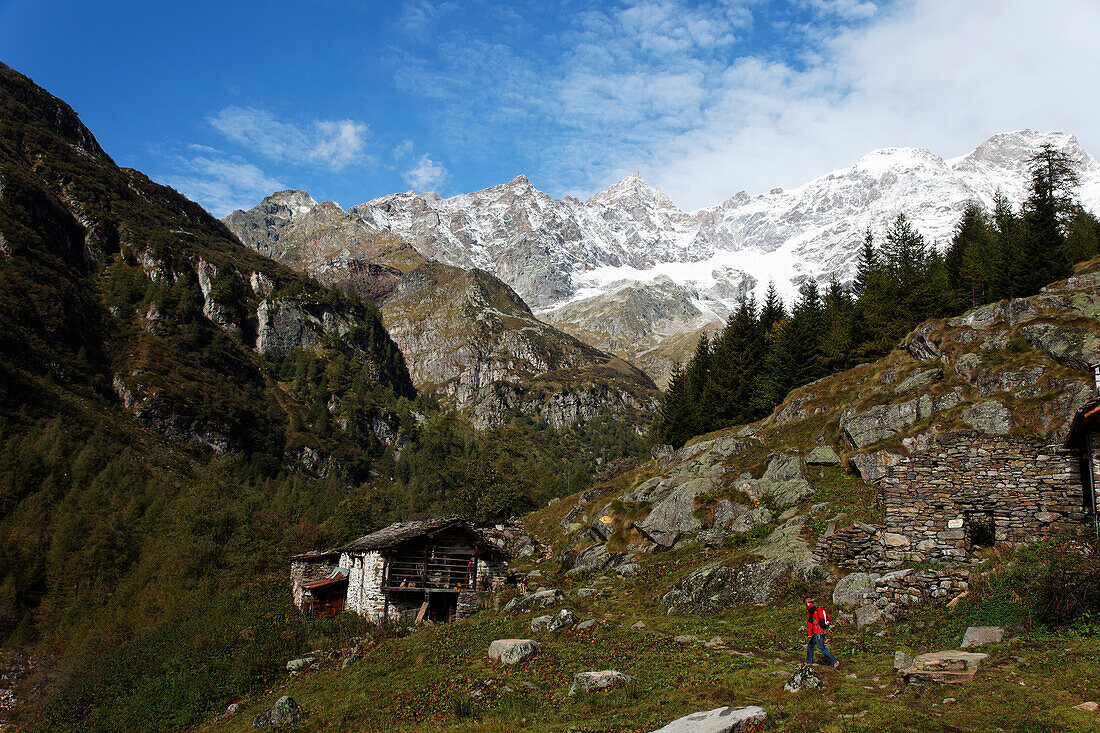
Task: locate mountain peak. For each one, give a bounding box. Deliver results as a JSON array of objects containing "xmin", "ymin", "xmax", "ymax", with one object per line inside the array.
[
  {"xmin": 259, "ymin": 190, "xmax": 318, "ymax": 216},
  {"xmin": 587, "ymin": 171, "xmax": 670, "ymax": 207}
]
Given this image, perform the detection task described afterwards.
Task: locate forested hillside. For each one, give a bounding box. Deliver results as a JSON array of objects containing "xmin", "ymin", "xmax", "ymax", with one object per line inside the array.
[{"xmin": 0, "ymin": 63, "xmax": 650, "ymax": 731}]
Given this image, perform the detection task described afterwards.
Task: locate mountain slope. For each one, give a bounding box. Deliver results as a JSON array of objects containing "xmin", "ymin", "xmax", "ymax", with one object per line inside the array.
[
  {"xmin": 195, "ymin": 256, "xmax": 1100, "ymax": 733},
  {"xmin": 224, "ymin": 195, "xmax": 659, "ymax": 427},
  {"xmin": 0, "ymin": 60, "xmax": 430, "ymax": 729}
]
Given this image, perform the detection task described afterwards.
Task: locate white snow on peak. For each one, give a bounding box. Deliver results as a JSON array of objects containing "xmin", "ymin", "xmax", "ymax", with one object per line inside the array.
[{"xmin": 342, "ymin": 130, "xmax": 1099, "ymax": 315}]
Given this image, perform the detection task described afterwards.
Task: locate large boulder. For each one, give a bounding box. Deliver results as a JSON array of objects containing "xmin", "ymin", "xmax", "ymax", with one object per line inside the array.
[
  {"xmin": 841, "ymin": 399, "xmax": 923, "ymax": 449},
  {"xmin": 961, "ymin": 626, "xmax": 1003, "ymax": 647},
  {"xmin": 502, "ymin": 589, "xmax": 561, "ymax": 615},
  {"xmin": 649, "ymin": 705, "xmax": 768, "ymax": 732},
  {"xmin": 854, "ymin": 603, "xmax": 885, "ymax": 629},
  {"xmin": 636, "ymin": 478, "xmax": 713, "ymax": 547},
  {"xmin": 747, "ymin": 455, "xmax": 814, "ymax": 509},
  {"xmin": 252, "ymin": 696, "xmax": 308, "ymax": 728},
  {"xmin": 545, "ymin": 608, "xmax": 578, "ymax": 631},
  {"xmin": 568, "ymin": 670, "xmax": 633, "ymax": 695},
  {"xmin": 488, "ymin": 639, "xmax": 541, "ymax": 665},
  {"xmin": 805, "ymin": 446, "xmax": 841, "ymax": 466},
  {"xmin": 832, "ymin": 573, "xmax": 881, "ymax": 610},
  {"xmin": 848, "ymin": 450, "xmax": 905, "ymax": 483}
]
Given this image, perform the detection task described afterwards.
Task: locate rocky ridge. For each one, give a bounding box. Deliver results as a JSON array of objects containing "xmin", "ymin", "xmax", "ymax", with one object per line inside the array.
[
  {"xmin": 348, "ymin": 130, "xmax": 1100, "ymax": 381},
  {"xmin": 224, "ymin": 194, "xmax": 659, "ymax": 427}
]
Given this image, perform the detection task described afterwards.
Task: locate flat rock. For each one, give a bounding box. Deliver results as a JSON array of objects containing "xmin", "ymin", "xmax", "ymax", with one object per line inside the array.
[
  {"xmin": 252, "ymin": 696, "xmax": 308, "ymax": 728},
  {"xmin": 575, "ymin": 619, "xmax": 597, "ymax": 631},
  {"xmin": 663, "ymin": 560, "xmax": 790, "ymax": 615},
  {"xmin": 488, "ymin": 639, "xmax": 541, "ymax": 665},
  {"xmin": 833, "ymin": 573, "xmax": 880, "ymax": 610},
  {"xmin": 285, "ymin": 657, "xmax": 315, "ymax": 672},
  {"xmin": 961, "ymin": 626, "xmax": 1003, "ymax": 647},
  {"xmin": 649, "ymin": 705, "xmax": 768, "ymax": 732},
  {"xmin": 903, "ymin": 650, "xmax": 989, "ymax": 684},
  {"xmin": 568, "ymin": 670, "xmax": 633, "ymax": 695},
  {"xmin": 1074, "ymin": 701, "xmax": 1099, "ymax": 711}
]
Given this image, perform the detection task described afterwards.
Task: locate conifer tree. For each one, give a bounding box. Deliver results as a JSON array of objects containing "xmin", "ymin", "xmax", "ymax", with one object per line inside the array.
[{"xmin": 853, "ymin": 229, "xmax": 876, "ymax": 299}]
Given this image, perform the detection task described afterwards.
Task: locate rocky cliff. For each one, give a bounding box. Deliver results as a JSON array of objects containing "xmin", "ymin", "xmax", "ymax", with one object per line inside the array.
[
  {"xmin": 0, "ymin": 61, "xmax": 413, "ymax": 459},
  {"xmin": 224, "ymin": 195, "xmax": 659, "ymax": 427}
]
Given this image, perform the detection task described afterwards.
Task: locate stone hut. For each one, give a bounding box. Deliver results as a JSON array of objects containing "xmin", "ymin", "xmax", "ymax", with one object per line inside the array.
[
  {"xmin": 291, "ymin": 517, "xmax": 508, "ymax": 623},
  {"xmin": 818, "ymin": 399, "xmax": 1100, "ymax": 570}
]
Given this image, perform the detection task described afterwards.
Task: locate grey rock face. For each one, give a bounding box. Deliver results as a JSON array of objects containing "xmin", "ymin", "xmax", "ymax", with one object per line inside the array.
[
  {"xmin": 894, "ymin": 651, "xmax": 915, "ymax": 672},
  {"xmin": 961, "ymin": 626, "xmax": 1004, "ymax": 647},
  {"xmin": 848, "ymin": 450, "xmax": 905, "ymax": 483},
  {"xmin": 501, "ymin": 589, "xmax": 561, "ymax": 615},
  {"xmin": 729, "ymin": 506, "xmax": 773, "ymax": 534},
  {"xmin": 832, "ymin": 573, "xmax": 881, "ymax": 610},
  {"xmin": 568, "ymin": 670, "xmax": 634, "ymax": 696},
  {"xmin": 648, "ymin": 705, "xmax": 769, "ymax": 733},
  {"xmin": 961, "ymin": 400, "xmax": 1012, "ymax": 434},
  {"xmin": 635, "ymin": 478, "xmax": 713, "ymax": 546},
  {"xmin": 663, "ymin": 559, "xmax": 817, "ymax": 615},
  {"xmin": 252, "ymin": 696, "xmax": 308, "ymax": 728},
  {"xmin": 805, "ymin": 445, "xmax": 841, "ymax": 465},
  {"xmin": 256, "ymin": 298, "xmax": 347, "ymax": 354},
  {"xmin": 841, "ymin": 399, "xmax": 923, "ymax": 449},
  {"xmin": 488, "ymin": 639, "xmax": 541, "ymax": 665}
]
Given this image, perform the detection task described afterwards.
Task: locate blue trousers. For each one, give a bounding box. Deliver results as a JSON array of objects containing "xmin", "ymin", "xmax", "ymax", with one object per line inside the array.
[{"xmin": 806, "ymin": 633, "xmax": 839, "ymax": 666}]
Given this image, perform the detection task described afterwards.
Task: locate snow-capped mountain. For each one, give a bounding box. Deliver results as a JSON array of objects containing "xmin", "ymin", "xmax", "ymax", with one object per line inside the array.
[{"xmin": 353, "ymin": 130, "xmax": 1100, "ymax": 315}]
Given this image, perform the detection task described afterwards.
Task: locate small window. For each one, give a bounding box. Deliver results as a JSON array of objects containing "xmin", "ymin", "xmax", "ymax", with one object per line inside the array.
[{"xmin": 965, "ymin": 511, "xmax": 995, "ymax": 549}]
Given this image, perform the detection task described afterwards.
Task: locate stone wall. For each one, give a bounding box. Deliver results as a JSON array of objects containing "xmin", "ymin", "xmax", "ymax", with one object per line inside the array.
[
  {"xmin": 342, "ymin": 551, "xmax": 387, "ymax": 621},
  {"xmin": 813, "ymin": 523, "xmax": 884, "ymax": 571},
  {"xmin": 290, "ymin": 556, "xmax": 339, "ymax": 609},
  {"xmin": 872, "ymin": 568, "xmax": 970, "ymax": 613},
  {"xmin": 879, "ymin": 433, "xmax": 1087, "ymax": 564}
]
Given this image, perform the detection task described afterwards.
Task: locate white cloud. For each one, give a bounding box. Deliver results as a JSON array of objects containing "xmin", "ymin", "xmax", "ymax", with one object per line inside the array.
[
  {"xmin": 391, "ymin": 0, "xmax": 1100, "ymax": 212},
  {"xmin": 208, "ymin": 106, "xmax": 370, "ymax": 170},
  {"xmin": 161, "ymin": 155, "xmax": 286, "ymax": 218},
  {"xmin": 650, "ymin": 0, "xmax": 1100, "ymax": 209},
  {"xmin": 402, "ymin": 153, "xmax": 448, "ymax": 190},
  {"xmin": 393, "ymin": 139, "xmax": 414, "ymax": 159}
]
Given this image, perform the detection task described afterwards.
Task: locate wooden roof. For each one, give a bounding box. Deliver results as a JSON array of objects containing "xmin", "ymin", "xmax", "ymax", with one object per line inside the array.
[{"xmin": 335, "ymin": 517, "xmax": 504, "ymax": 557}]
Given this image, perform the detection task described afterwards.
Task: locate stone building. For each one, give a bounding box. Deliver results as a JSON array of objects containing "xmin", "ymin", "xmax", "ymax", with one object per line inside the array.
[
  {"xmin": 290, "ymin": 517, "xmax": 508, "ymax": 623},
  {"xmin": 818, "ymin": 397, "xmax": 1100, "ymax": 570}
]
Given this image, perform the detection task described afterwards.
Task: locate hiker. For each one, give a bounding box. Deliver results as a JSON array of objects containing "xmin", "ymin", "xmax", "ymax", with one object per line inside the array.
[{"xmin": 805, "ymin": 597, "xmax": 840, "ymax": 669}]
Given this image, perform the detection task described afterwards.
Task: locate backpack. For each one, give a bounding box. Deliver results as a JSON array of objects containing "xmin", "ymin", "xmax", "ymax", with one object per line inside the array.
[{"xmin": 819, "ymin": 608, "xmax": 830, "ymax": 629}]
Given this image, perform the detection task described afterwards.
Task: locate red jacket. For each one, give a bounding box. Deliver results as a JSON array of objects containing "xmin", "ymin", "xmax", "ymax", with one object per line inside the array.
[{"xmin": 807, "ymin": 606, "xmax": 829, "ymax": 636}]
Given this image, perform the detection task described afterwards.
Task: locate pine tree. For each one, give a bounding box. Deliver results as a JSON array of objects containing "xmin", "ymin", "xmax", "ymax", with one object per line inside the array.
[
  {"xmin": 706, "ymin": 296, "xmax": 763, "ymax": 427},
  {"xmin": 852, "ymin": 229, "xmax": 876, "ymax": 299},
  {"xmin": 1019, "ymin": 143, "xmax": 1081, "ymax": 292},
  {"xmin": 819, "ymin": 280, "xmax": 854, "ymax": 372}
]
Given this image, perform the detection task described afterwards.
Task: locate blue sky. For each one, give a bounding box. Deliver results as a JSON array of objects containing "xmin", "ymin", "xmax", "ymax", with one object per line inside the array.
[{"xmin": 3, "ymin": 0, "xmax": 1099, "ymax": 217}]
